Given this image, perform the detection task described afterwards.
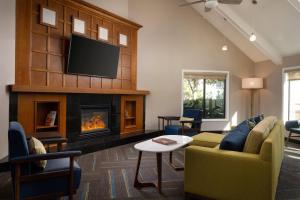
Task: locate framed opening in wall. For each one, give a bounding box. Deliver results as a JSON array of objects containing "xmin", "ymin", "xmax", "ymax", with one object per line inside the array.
[
  {"xmin": 283, "ymin": 67, "xmax": 300, "ymax": 121},
  {"xmin": 181, "ymin": 70, "xmax": 229, "ymax": 121}
]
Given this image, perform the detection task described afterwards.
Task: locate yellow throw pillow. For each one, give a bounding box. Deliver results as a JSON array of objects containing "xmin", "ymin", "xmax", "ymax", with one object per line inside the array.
[
  {"xmin": 179, "ymin": 117, "xmax": 194, "ymax": 128},
  {"xmin": 243, "ymin": 116, "xmax": 277, "ymax": 154},
  {"xmin": 28, "ymin": 137, "xmax": 47, "ymax": 168}
]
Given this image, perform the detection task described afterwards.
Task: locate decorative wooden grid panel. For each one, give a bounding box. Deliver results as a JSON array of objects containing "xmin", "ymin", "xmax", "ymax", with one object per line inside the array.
[{"xmin": 18, "ymin": 0, "xmax": 140, "ymax": 91}]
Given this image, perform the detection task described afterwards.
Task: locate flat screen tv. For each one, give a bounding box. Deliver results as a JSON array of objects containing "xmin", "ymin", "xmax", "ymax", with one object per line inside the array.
[{"xmin": 67, "ymin": 34, "xmax": 120, "ymax": 78}]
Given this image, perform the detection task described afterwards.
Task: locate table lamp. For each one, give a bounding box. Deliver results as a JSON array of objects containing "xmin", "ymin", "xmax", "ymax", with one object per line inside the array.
[{"xmin": 242, "ymin": 78, "xmax": 263, "ymax": 116}]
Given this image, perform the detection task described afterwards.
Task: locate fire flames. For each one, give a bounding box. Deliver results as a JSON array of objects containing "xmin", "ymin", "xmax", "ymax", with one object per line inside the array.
[{"xmin": 81, "ymin": 114, "xmax": 106, "ymax": 132}]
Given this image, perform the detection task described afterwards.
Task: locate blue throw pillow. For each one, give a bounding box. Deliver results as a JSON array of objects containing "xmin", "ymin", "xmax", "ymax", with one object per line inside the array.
[
  {"xmin": 220, "ymin": 120, "xmax": 251, "ymax": 152},
  {"xmin": 247, "ymin": 120, "xmax": 256, "ymax": 130},
  {"xmin": 255, "ymin": 114, "xmax": 264, "ymax": 124},
  {"xmin": 219, "ymin": 129, "xmax": 249, "ymax": 152},
  {"xmin": 235, "ymin": 120, "xmax": 250, "ymax": 134},
  {"xmin": 249, "ymin": 114, "xmax": 264, "ymax": 124}
]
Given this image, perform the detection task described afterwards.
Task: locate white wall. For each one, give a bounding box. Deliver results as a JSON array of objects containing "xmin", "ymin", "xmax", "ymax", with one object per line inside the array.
[
  {"xmin": 254, "ymin": 54, "xmax": 300, "ymax": 119},
  {"xmin": 254, "ymin": 60, "xmax": 282, "ymax": 118},
  {"xmin": 84, "ymin": 0, "xmax": 256, "ymax": 130},
  {"xmin": 128, "ymin": 0, "xmax": 254, "ymax": 130},
  {"xmin": 0, "ymin": 0, "xmax": 15, "ymax": 159},
  {"xmin": 83, "ymin": 0, "xmax": 129, "ymax": 18},
  {"xmin": 0, "ymin": 0, "xmax": 256, "ymax": 159}
]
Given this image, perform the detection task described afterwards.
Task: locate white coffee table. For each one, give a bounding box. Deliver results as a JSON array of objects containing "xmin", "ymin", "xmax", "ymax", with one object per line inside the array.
[{"xmin": 133, "ymin": 135, "xmax": 193, "ymax": 193}]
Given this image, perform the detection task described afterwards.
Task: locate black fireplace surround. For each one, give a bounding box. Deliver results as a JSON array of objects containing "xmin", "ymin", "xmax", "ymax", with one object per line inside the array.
[
  {"xmin": 9, "ymin": 92, "xmax": 162, "ymax": 154},
  {"xmin": 66, "ymin": 94, "xmax": 120, "ymax": 142}
]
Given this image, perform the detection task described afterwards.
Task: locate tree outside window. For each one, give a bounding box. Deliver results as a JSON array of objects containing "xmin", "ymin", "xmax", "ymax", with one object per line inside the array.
[{"xmin": 183, "ymin": 71, "xmax": 227, "ymax": 119}]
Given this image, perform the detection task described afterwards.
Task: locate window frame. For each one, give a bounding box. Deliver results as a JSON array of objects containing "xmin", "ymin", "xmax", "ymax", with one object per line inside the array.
[
  {"xmin": 181, "ymin": 69, "xmax": 230, "ymax": 122},
  {"xmin": 282, "ymin": 66, "xmax": 300, "ymax": 122}
]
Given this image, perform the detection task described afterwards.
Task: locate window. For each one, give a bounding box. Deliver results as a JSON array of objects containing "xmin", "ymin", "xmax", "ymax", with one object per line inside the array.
[
  {"xmin": 182, "ymin": 70, "xmax": 229, "ymax": 120},
  {"xmin": 283, "ymin": 68, "xmax": 300, "ymax": 120}
]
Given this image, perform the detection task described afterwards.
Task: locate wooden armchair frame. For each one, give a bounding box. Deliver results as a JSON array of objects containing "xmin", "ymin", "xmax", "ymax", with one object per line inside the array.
[
  {"xmin": 10, "ymin": 151, "xmax": 81, "ymax": 200},
  {"xmin": 158, "ymin": 116, "xmax": 201, "ymax": 135}
]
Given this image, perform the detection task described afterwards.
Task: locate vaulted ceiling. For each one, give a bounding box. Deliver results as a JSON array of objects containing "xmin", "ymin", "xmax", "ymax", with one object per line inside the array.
[{"xmin": 185, "ymin": 0, "xmax": 300, "ymax": 65}]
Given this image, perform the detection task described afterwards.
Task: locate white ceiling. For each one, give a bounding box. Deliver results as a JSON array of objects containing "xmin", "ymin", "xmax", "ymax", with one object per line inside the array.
[{"xmin": 186, "ymin": 0, "xmax": 300, "ymax": 64}]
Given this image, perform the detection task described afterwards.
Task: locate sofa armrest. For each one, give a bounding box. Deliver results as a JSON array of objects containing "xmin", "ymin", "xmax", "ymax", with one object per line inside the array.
[{"xmin": 184, "ymin": 145, "xmax": 272, "ymax": 200}]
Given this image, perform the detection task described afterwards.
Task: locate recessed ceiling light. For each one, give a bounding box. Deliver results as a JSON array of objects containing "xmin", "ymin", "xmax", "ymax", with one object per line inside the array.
[
  {"xmin": 222, "ymin": 45, "xmax": 228, "ymax": 51},
  {"xmin": 205, "ymin": 0, "xmax": 219, "ymax": 9},
  {"xmin": 249, "ymin": 33, "xmax": 257, "ymax": 42}
]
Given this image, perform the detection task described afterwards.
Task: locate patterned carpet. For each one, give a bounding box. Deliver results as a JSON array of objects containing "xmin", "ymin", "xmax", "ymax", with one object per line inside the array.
[
  {"xmin": 1, "ymin": 142, "xmax": 300, "ymax": 200},
  {"xmin": 74, "ymin": 144, "xmax": 185, "ymax": 200}
]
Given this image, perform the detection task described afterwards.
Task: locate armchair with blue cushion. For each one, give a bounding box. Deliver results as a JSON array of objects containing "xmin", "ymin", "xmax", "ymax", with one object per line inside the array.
[
  {"xmin": 8, "ymin": 121, "xmax": 82, "ymax": 200},
  {"xmin": 160, "ymin": 109, "xmax": 202, "ymax": 137},
  {"xmin": 285, "ymin": 120, "xmax": 300, "ymax": 144}
]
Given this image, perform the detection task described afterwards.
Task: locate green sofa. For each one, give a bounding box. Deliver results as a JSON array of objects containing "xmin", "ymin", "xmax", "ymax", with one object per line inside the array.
[{"xmin": 184, "ymin": 116, "xmax": 285, "ymax": 200}]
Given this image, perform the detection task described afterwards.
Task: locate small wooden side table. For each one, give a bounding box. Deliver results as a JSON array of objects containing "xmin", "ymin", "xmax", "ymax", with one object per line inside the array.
[{"xmin": 157, "ymin": 116, "xmax": 180, "ymax": 130}]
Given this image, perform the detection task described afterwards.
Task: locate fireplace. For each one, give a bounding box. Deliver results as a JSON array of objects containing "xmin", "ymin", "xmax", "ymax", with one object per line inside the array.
[
  {"xmin": 66, "ymin": 94, "xmax": 121, "ymax": 142},
  {"xmin": 80, "ymin": 105, "xmax": 111, "ymax": 137},
  {"xmin": 81, "ymin": 107, "xmax": 109, "ymax": 134}
]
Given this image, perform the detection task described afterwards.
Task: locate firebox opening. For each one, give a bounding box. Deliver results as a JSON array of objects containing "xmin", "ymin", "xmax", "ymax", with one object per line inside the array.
[{"xmin": 81, "ymin": 108, "xmax": 109, "ymax": 134}]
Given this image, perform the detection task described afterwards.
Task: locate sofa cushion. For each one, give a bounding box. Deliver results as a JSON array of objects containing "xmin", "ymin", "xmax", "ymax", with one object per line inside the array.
[
  {"xmin": 219, "ymin": 129, "xmax": 249, "ymax": 152},
  {"xmin": 249, "ymin": 114, "xmax": 264, "ymax": 124},
  {"xmin": 243, "ymin": 116, "xmax": 277, "ymax": 154},
  {"xmin": 179, "ymin": 117, "xmax": 194, "ymax": 128},
  {"xmin": 235, "ymin": 120, "xmax": 250, "ymax": 133},
  {"xmin": 191, "ymin": 132, "xmax": 225, "ymax": 147},
  {"xmin": 247, "ymin": 120, "xmax": 256, "ymax": 130},
  {"xmin": 28, "ymin": 137, "xmax": 47, "ymax": 169}
]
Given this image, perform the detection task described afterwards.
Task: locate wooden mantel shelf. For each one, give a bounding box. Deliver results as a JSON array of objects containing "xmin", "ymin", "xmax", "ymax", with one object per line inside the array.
[{"xmin": 11, "ymin": 85, "xmax": 150, "ymax": 95}]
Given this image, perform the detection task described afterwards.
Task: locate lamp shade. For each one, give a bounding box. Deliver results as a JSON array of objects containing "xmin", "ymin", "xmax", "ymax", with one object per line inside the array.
[{"xmin": 242, "ymin": 78, "xmax": 263, "ymax": 89}]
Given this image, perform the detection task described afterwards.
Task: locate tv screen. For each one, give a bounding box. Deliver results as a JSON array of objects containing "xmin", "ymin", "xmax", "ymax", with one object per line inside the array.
[{"xmin": 67, "ymin": 35, "xmax": 120, "ymax": 78}]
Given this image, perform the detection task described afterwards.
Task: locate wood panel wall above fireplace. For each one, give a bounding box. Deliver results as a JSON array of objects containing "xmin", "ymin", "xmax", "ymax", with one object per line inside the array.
[
  {"xmin": 14, "ymin": 0, "xmax": 149, "ymax": 95},
  {"xmin": 11, "ymin": 0, "xmax": 149, "ymax": 139}
]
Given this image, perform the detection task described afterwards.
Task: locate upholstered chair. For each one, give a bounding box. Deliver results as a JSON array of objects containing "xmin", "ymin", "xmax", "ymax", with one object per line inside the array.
[
  {"xmin": 164, "ymin": 109, "xmax": 202, "ymax": 136},
  {"xmin": 285, "ymin": 120, "xmax": 300, "ymax": 144},
  {"xmin": 8, "ymin": 121, "xmax": 81, "ymax": 200}
]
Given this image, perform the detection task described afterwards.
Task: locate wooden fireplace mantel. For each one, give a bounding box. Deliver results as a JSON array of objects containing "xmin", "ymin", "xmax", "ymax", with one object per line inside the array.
[{"xmin": 11, "ymin": 85, "xmax": 150, "ymax": 95}]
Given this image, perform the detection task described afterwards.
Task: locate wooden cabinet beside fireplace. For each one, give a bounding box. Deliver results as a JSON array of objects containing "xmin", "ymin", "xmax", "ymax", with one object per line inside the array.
[
  {"xmin": 120, "ymin": 95, "xmax": 144, "ymax": 134},
  {"xmin": 17, "ymin": 94, "xmax": 66, "ymax": 138}
]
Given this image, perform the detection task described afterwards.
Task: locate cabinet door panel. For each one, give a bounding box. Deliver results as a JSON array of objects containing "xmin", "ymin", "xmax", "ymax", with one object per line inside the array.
[{"xmin": 120, "ymin": 95, "xmax": 144, "ymax": 134}]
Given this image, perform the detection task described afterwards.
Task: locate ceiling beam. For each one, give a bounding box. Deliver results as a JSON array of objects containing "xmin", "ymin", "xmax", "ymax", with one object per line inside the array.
[
  {"xmin": 216, "ymin": 5, "xmax": 282, "ymax": 65},
  {"xmin": 186, "ymin": 0, "xmax": 283, "ymax": 65}
]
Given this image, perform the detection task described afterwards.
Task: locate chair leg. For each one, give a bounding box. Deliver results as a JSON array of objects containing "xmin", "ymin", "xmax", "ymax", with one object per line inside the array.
[
  {"xmin": 184, "ymin": 193, "xmax": 189, "ymax": 200},
  {"xmin": 286, "ymin": 131, "xmax": 292, "ymax": 145},
  {"xmin": 69, "ymin": 156, "xmax": 75, "ymax": 200}
]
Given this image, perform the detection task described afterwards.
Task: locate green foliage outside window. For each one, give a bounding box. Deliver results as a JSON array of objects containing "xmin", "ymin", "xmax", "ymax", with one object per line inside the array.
[{"xmin": 183, "ymin": 77, "xmax": 226, "ymax": 119}]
